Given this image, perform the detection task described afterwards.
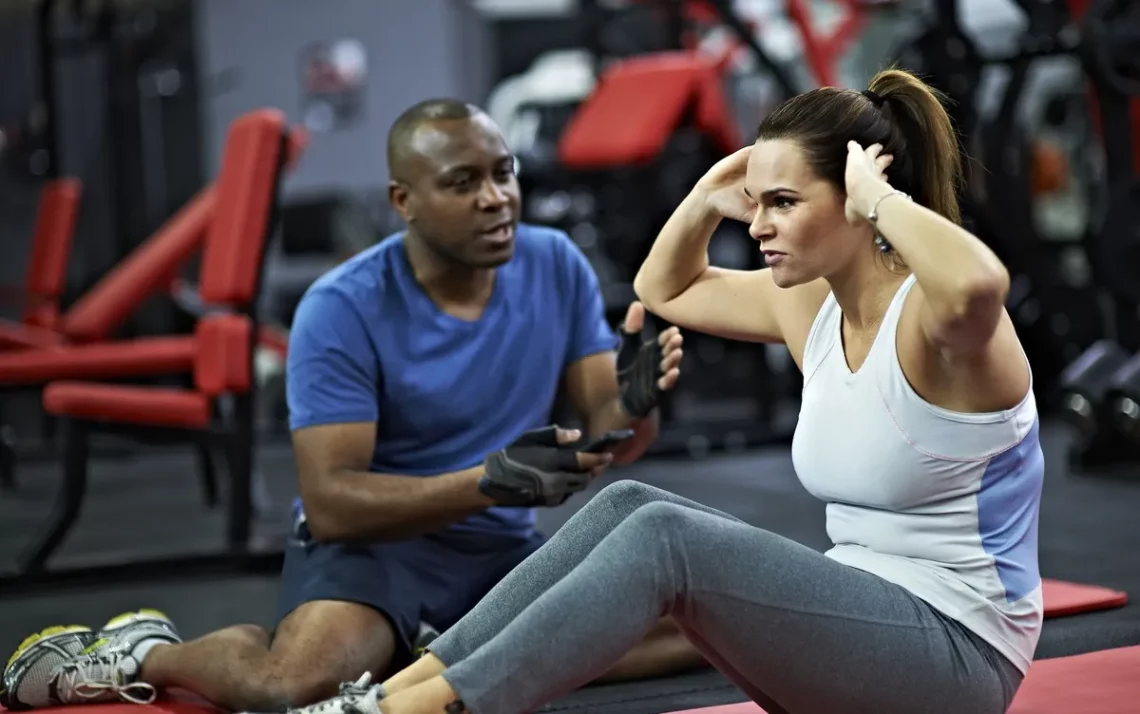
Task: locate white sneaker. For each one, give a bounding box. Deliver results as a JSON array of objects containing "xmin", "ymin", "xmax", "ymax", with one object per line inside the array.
[
  {"xmin": 282, "ymin": 673, "xmax": 383, "ymax": 714},
  {"xmin": 1, "ymin": 625, "xmax": 97, "ymax": 709}
]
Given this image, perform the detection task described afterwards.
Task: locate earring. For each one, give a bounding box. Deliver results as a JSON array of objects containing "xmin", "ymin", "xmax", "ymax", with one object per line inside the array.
[{"xmin": 874, "ymin": 233, "xmax": 892, "ymax": 253}]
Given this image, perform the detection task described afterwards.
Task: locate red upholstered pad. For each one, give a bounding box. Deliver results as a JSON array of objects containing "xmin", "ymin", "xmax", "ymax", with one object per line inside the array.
[
  {"xmin": 1008, "ymin": 646, "xmax": 1140, "ymax": 713},
  {"xmin": 664, "ymin": 647, "xmax": 1140, "ymax": 714},
  {"xmin": 194, "ymin": 314, "xmax": 252, "ymax": 396},
  {"xmin": 198, "ymin": 109, "xmax": 287, "ymax": 307},
  {"xmin": 0, "ymin": 319, "xmax": 66, "ymax": 350},
  {"xmin": 1043, "ymin": 578, "xmax": 1128, "ymax": 617},
  {"xmin": 44, "ymin": 382, "xmax": 211, "ymax": 428},
  {"xmin": 61, "ymin": 187, "xmax": 216, "ymax": 343},
  {"xmin": 558, "ymin": 52, "xmax": 738, "ymax": 169},
  {"xmin": 58, "ymin": 118, "xmax": 304, "ymax": 344},
  {"xmin": 24, "ymin": 178, "xmax": 82, "ymax": 329},
  {"xmin": 0, "ymin": 336, "xmax": 195, "ymax": 386}
]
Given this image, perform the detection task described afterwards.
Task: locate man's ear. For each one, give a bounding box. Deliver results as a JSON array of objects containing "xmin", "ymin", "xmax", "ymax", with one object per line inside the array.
[{"xmin": 388, "ymin": 180, "xmax": 414, "ymax": 223}]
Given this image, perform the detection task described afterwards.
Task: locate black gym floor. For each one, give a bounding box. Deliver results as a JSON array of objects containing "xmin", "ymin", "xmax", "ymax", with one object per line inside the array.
[{"xmin": 0, "ymin": 419, "xmax": 1137, "ymax": 714}]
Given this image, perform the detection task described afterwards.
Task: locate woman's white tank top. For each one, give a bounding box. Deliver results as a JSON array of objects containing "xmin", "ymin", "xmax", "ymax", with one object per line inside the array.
[{"xmin": 791, "ymin": 273, "xmax": 1044, "ymax": 673}]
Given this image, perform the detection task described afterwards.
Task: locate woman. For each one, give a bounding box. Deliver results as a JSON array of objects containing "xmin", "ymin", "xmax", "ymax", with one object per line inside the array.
[{"xmin": 299, "ymin": 68, "xmax": 1044, "ymax": 714}]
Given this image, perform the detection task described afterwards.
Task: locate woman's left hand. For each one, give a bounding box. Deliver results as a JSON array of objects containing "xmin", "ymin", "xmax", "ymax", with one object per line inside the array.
[{"xmin": 844, "ymin": 141, "xmax": 894, "ymax": 224}]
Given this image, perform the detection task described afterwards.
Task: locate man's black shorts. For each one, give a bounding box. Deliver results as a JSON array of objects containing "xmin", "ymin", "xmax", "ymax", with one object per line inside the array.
[{"xmin": 276, "ymin": 519, "xmax": 546, "ymax": 662}]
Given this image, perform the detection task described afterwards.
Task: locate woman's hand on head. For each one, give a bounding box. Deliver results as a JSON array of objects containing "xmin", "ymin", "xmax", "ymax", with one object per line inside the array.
[
  {"xmin": 694, "ymin": 145, "xmax": 757, "ymax": 224},
  {"xmin": 844, "ymin": 141, "xmax": 894, "ymax": 224}
]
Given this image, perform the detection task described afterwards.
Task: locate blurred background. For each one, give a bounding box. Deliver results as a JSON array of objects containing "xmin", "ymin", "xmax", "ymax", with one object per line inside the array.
[{"xmin": 0, "ymin": 0, "xmax": 1138, "ymax": 707}]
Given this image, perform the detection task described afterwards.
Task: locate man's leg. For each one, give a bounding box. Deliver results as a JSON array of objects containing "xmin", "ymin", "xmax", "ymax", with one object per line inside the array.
[
  {"xmin": 592, "ymin": 616, "xmax": 706, "ymax": 683},
  {"xmin": 1, "ymin": 531, "xmax": 425, "ymax": 712},
  {"xmin": 141, "ymin": 600, "xmax": 396, "ymax": 711}
]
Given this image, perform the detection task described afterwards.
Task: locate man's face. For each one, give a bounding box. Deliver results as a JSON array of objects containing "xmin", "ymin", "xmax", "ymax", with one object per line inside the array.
[{"xmin": 390, "ymin": 113, "xmax": 521, "ymax": 268}]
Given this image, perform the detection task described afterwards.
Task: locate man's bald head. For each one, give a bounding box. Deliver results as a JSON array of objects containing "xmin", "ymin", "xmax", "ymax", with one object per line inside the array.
[
  {"xmin": 386, "ymin": 98, "xmax": 485, "ymax": 182},
  {"xmin": 385, "ymin": 98, "xmax": 521, "ymax": 270}
]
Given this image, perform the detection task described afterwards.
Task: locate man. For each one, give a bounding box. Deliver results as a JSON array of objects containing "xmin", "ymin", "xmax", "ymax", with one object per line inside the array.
[{"xmin": 1, "ymin": 99, "xmax": 704, "ymax": 713}]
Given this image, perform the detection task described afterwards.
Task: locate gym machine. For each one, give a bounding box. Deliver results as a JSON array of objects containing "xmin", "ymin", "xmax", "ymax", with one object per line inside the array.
[
  {"xmin": 523, "ymin": 0, "xmax": 806, "ymax": 457},
  {"xmin": 894, "ymin": 0, "xmax": 1129, "ymax": 400},
  {"xmin": 1057, "ymin": 0, "xmax": 1140, "ymax": 472}
]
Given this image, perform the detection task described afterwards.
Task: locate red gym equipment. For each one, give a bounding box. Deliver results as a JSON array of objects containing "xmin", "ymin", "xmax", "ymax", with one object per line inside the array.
[
  {"xmin": 0, "ymin": 179, "xmax": 83, "ymax": 346},
  {"xmin": 0, "ymin": 119, "xmax": 307, "ymax": 493},
  {"xmin": 0, "ymin": 108, "xmax": 296, "ymax": 590},
  {"xmin": 660, "ymin": 646, "xmax": 1140, "ymax": 714}
]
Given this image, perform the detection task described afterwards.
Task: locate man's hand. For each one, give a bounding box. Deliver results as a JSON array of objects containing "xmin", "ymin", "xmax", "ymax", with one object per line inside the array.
[
  {"xmin": 617, "ymin": 301, "xmax": 683, "ymax": 419},
  {"xmin": 481, "ymin": 426, "xmax": 613, "ymax": 507}
]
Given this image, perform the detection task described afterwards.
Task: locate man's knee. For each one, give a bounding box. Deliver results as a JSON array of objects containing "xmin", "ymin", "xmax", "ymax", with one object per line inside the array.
[
  {"xmin": 252, "ymin": 662, "xmax": 372, "ymax": 709},
  {"xmin": 259, "ymin": 601, "xmax": 398, "ymax": 708}
]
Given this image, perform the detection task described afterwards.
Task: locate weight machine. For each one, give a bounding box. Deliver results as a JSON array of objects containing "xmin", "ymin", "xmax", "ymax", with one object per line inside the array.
[
  {"xmin": 894, "ymin": 0, "xmax": 1139, "ymax": 402},
  {"xmin": 1056, "ymin": 0, "xmax": 1140, "ymax": 472}
]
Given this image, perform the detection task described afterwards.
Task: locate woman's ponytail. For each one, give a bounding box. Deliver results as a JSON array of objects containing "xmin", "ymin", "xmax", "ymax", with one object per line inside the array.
[{"xmin": 867, "ymin": 69, "xmax": 963, "ymax": 225}]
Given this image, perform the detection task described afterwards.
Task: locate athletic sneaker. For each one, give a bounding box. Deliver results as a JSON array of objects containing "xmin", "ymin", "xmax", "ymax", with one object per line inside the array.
[
  {"xmin": 91, "ymin": 608, "xmax": 183, "ymax": 660},
  {"xmin": 282, "ymin": 672, "xmax": 384, "ymax": 714},
  {"xmin": 1, "ymin": 626, "xmax": 96, "ymax": 710},
  {"xmin": 1, "ymin": 610, "xmax": 182, "ymax": 710},
  {"xmin": 412, "ymin": 621, "xmax": 440, "ymax": 660}
]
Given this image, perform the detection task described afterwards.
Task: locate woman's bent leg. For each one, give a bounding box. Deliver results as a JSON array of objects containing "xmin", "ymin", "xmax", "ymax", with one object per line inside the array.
[
  {"xmin": 438, "ymin": 502, "xmax": 1023, "ymax": 714},
  {"xmin": 427, "ymin": 480, "xmax": 741, "ymax": 666}
]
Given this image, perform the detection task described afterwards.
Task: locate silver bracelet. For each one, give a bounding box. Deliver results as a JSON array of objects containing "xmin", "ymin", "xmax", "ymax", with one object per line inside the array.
[{"xmin": 867, "ymin": 190, "xmax": 911, "ymax": 224}]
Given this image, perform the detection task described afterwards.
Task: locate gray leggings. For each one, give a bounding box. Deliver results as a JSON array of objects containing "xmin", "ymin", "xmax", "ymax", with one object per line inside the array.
[{"xmin": 429, "ymin": 480, "xmax": 1025, "ymax": 714}]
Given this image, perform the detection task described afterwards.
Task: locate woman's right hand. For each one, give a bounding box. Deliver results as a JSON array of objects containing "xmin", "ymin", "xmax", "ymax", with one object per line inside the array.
[{"xmin": 694, "ymin": 145, "xmax": 756, "ymax": 224}]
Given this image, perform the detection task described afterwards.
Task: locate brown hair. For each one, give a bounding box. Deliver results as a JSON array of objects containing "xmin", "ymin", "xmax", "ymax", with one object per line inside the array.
[{"xmin": 755, "ymin": 68, "xmax": 963, "ymax": 226}]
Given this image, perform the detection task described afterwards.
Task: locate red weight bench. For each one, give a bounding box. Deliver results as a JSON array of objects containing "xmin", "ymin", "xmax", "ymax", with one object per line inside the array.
[
  {"xmin": 0, "ymin": 129, "xmax": 306, "ymax": 352},
  {"xmin": 558, "ymin": 51, "xmax": 740, "ymax": 170},
  {"xmin": 0, "ymin": 108, "xmax": 291, "ymax": 590},
  {"xmin": 0, "ymin": 117, "xmax": 307, "ymax": 494}
]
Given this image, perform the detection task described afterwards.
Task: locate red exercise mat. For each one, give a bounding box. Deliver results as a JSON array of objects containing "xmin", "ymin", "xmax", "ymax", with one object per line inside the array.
[
  {"xmin": 0, "ymin": 701, "xmax": 216, "ymax": 714},
  {"xmin": 1043, "ymin": 578, "xmax": 1128, "ymax": 617},
  {"xmin": 663, "ymin": 646, "xmax": 1140, "ymax": 714}
]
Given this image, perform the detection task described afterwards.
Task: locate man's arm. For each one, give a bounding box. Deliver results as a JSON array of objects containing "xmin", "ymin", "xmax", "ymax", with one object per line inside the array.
[
  {"xmin": 556, "ymin": 234, "xmax": 658, "ymax": 465},
  {"xmin": 286, "ymin": 287, "xmax": 493, "ymax": 543},
  {"xmin": 293, "ymin": 422, "xmax": 494, "ymax": 543},
  {"xmin": 563, "ymin": 351, "xmax": 658, "ymax": 466}
]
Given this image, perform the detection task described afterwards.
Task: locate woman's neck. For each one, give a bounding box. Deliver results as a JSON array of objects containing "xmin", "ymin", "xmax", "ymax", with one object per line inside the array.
[{"xmin": 827, "ymin": 251, "xmax": 909, "ymax": 332}]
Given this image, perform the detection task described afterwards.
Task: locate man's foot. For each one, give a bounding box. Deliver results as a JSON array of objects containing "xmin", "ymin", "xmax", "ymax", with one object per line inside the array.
[
  {"xmin": 93, "ymin": 608, "xmax": 183, "ymax": 662},
  {"xmin": 280, "ymin": 672, "xmax": 384, "ymax": 714},
  {"xmin": 1, "ymin": 626, "xmax": 97, "ymax": 710},
  {"xmin": 0, "ymin": 610, "xmax": 183, "ymax": 710}
]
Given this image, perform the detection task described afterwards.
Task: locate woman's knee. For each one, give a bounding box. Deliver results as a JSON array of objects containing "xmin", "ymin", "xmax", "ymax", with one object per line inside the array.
[
  {"xmin": 594, "ymin": 479, "xmax": 673, "ymax": 515},
  {"xmin": 625, "ymin": 501, "xmax": 694, "ymax": 536}
]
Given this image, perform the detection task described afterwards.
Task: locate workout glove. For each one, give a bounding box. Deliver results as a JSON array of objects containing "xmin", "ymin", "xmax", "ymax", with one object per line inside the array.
[
  {"xmin": 481, "ymin": 426, "xmax": 590, "ymax": 507},
  {"xmin": 617, "ymin": 320, "xmax": 665, "ymax": 418}
]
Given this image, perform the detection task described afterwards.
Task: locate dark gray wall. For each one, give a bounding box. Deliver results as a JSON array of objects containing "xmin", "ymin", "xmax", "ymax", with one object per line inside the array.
[{"xmin": 195, "ymin": 0, "xmax": 494, "ymax": 195}]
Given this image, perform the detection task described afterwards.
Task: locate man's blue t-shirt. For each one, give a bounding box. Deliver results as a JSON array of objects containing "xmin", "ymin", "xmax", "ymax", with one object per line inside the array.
[{"xmin": 285, "ymin": 223, "xmax": 617, "ymax": 538}]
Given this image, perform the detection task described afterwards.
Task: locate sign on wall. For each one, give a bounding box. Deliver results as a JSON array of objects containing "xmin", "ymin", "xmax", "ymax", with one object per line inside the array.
[{"xmin": 299, "ymin": 38, "xmax": 368, "ymax": 133}]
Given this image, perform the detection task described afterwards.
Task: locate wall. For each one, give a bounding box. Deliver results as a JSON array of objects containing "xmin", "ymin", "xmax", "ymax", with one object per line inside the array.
[{"xmin": 194, "ymin": 0, "xmax": 493, "ymax": 195}]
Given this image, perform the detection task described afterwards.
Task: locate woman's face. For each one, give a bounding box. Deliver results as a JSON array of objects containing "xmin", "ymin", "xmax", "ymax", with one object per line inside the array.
[{"xmin": 743, "ymin": 139, "xmax": 861, "ymax": 288}]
